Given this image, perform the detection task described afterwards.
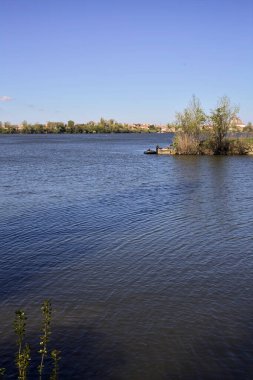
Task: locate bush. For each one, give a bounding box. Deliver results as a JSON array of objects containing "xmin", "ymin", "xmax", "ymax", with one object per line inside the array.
[
  {"xmin": 227, "ymin": 138, "xmax": 250, "ymax": 155},
  {"xmin": 173, "ymin": 133, "xmax": 201, "ymax": 154}
]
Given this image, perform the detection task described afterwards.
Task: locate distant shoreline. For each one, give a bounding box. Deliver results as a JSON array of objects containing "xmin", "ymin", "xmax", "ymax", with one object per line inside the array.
[
  {"xmin": 0, "ymin": 130, "xmax": 172, "ymax": 135},
  {"xmin": 0, "ymin": 120, "xmax": 173, "ymax": 134}
]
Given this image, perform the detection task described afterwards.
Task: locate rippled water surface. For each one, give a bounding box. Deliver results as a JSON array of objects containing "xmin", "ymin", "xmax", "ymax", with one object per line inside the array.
[{"xmin": 1, "ymin": 134, "xmax": 253, "ymax": 379}]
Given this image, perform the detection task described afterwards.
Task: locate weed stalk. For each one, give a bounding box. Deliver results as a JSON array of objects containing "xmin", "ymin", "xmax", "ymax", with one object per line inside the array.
[{"xmin": 38, "ymin": 300, "xmax": 52, "ymax": 378}]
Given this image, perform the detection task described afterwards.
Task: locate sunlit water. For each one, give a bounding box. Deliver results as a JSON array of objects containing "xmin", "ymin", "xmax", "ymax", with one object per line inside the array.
[{"xmin": 0, "ymin": 134, "xmax": 253, "ymax": 379}]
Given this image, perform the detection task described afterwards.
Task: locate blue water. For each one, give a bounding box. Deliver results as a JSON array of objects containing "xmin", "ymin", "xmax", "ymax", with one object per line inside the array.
[{"xmin": 0, "ymin": 134, "xmax": 253, "ymax": 379}]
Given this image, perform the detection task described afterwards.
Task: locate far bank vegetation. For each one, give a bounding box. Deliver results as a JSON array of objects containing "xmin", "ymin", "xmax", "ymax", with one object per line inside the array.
[
  {"xmin": 173, "ymin": 96, "xmax": 253, "ymax": 155},
  {"xmin": 0, "ymin": 119, "xmax": 163, "ymax": 134}
]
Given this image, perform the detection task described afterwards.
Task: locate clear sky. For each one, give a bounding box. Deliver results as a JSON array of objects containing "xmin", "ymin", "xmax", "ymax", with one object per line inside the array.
[{"xmin": 1, "ymin": 0, "xmax": 253, "ymax": 124}]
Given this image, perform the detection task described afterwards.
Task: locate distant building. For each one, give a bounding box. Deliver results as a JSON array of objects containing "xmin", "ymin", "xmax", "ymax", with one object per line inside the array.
[{"xmin": 230, "ymin": 116, "xmax": 246, "ymax": 130}]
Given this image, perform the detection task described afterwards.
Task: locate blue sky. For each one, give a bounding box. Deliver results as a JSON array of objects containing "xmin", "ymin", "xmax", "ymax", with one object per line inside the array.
[{"xmin": 1, "ymin": 0, "xmax": 253, "ymax": 124}]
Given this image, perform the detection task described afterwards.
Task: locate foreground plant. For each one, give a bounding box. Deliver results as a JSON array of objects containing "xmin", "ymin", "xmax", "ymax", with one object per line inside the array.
[
  {"xmin": 0, "ymin": 368, "xmax": 6, "ymax": 378},
  {"xmin": 50, "ymin": 349, "xmax": 61, "ymax": 380},
  {"xmin": 14, "ymin": 310, "xmax": 31, "ymax": 380},
  {"xmin": 0, "ymin": 301, "xmax": 60, "ymax": 379},
  {"xmin": 17, "ymin": 344, "xmax": 31, "ymax": 380},
  {"xmin": 38, "ymin": 300, "xmax": 52, "ymax": 378}
]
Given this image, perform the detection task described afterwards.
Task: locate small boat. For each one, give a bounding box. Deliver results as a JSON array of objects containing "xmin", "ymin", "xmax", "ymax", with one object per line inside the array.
[{"xmin": 144, "ymin": 148, "xmax": 157, "ymax": 154}]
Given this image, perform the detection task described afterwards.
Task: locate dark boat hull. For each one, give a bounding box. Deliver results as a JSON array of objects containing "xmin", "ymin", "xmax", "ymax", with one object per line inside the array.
[{"xmin": 144, "ymin": 149, "xmax": 157, "ymax": 154}]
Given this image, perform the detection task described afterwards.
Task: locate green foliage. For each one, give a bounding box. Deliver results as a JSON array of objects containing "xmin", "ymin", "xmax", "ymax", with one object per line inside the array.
[
  {"xmin": 17, "ymin": 344, "xmax": 31, "ymax": 380},
  {"xmin": 174, "ymin": 96, "xmax": 207, "ymax": 154},
  {"xmin": 14, "ymin": 310, "xmax": 30, "ymax": 380},
  {"xmin": 67, "ymin": 120, "xmax": 75, "ymax": 129},
  {"xmin": 210, "ymin": 96, "xmax": 239, "ymax": 154},
  {"xmin": 173, "ymin": 96, "xmax": 208, "ymax": 154},
  {"xmin": 50, "ymin": 350, "xmax": 61, "ymax": 380},
  {"xmin": 226, "ymin": 138, "xmax": 251, "ymax": 155},
  {"xmin": 0, "ymin": 368, "xmax": 6, "ymax": 378},
  {"xmin": 1, "ymin": 301, "xmax": 60, "ymax": 380},
  {"xmin": 38, "ymin": 300, "xmax": 52, "ymax": 378},
  {"xmin": 175, "ymin": 95, "xmax": 206, "ymax": 138},
  {"xmin": 0, "ymin": 119, "xmax": 162, "ymax": 134},
  {"xmin": 46, "ymin": 122, "xmax": 65, "ymax": 134},
  {"xmin": 14, "ymin": 310, "xmax": 27, "ymax": 355},
  {"xmin": 172, "ymin": 96, "xmax": 253, "ymax": 155},
  {"xmin": 173, "ymin": 133, "xmax": 201, "ymax": 154},
  {"xmin": 148, "ymin": 125, "xmax": 161, "ymax": 133}
]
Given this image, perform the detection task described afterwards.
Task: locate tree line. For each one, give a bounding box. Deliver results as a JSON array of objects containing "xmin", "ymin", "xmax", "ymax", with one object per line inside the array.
[{"xmin": 0, "ymin": 118, "xmax": 162, "ymax": 134}]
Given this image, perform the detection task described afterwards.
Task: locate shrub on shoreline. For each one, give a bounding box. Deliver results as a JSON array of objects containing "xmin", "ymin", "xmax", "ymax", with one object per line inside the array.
[
  {"xmin": 173, "ymin": 136, "xmax": 252, "ymax": 156},
  {"xmin": 173, "ymin": 96, "xmax": 253, "ymax": 156}
]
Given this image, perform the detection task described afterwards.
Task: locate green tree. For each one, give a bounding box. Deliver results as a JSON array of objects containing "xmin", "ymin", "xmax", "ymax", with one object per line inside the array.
[
  {"xmin": 46, "ymin": 122, "xmax": 65, "ymax": 133},
  {"xmin": 67, "ymin": 120, "xmax": 75, "ymax": 133},
  {"xmin": 21, "ymin": 120, "xmax": 28, "ymax": 128},
  {"xmin": 174, "ymin": 96, "xmax": 206, "ymax": 154},
  {"xmin": 175, "ymin": 95, "xmax": 206, "ymax": 138},
  {"xmin": 21, "ymin": 121, "xmax": 32, "ymax": 133},
  {"xmin": 33, "ymin": 123, "xmax": 45, "ymax": 133},
  {"xmin": 210, "ymin": 96, "xmax": 239, "ymax": 154}
]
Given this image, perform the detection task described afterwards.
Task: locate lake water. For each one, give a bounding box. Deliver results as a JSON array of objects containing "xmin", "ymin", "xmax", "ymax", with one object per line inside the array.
[{"xmin": 0, "ymin": 134, "xmax": 253, "ymax": 380}]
